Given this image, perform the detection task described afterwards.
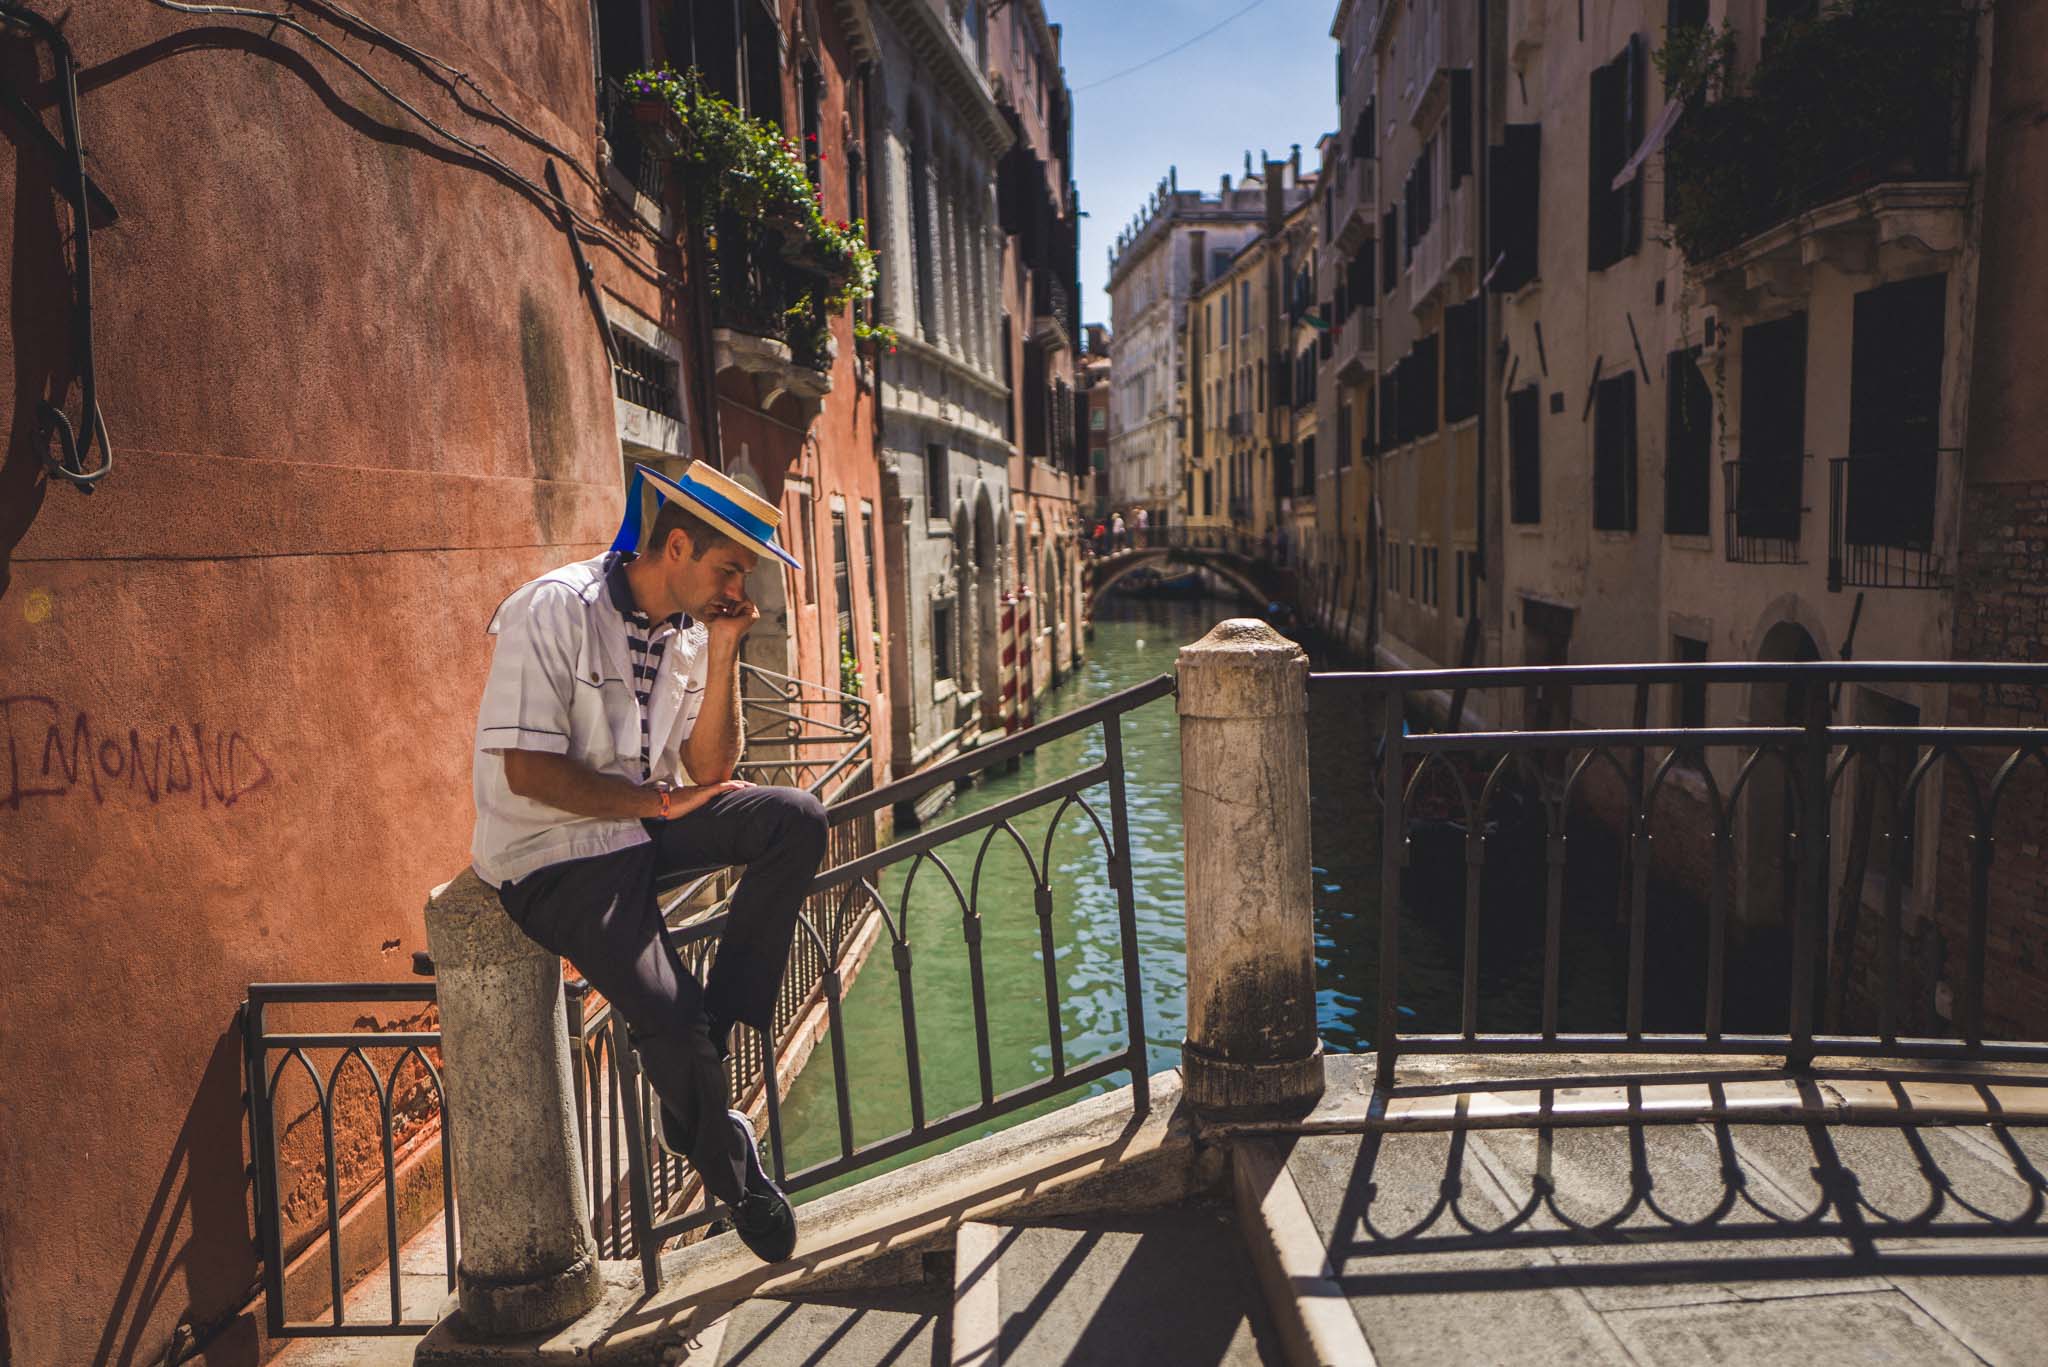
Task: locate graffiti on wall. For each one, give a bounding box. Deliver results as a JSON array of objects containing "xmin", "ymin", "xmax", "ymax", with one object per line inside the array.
[{"xmin": 2, "ymin": 695, "xmax": 274, "ymax": 811}]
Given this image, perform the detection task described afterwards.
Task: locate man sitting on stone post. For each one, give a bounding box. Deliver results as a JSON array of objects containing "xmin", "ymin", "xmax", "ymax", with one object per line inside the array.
[{"xmin": 468, "ymin": 461, "xmax": 827, "ymax": 1265}]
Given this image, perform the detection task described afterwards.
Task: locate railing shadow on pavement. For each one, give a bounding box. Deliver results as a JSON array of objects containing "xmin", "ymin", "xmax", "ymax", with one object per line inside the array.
[{"xmin": 1316, "ymin": 1108, "xmax": 2048, "ymax": 1299}]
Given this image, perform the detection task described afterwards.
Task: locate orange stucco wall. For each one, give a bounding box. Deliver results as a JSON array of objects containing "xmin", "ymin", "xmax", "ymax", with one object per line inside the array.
[{"xmin": 0, "ymin": 2, "xmax": 767, "ymax": 1361}]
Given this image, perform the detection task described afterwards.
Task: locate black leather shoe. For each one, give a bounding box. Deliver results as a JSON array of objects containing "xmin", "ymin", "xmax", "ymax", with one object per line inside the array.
[{"xmin": 727, "ymin": 1110, "xmax": 796, "ymax": 1263}]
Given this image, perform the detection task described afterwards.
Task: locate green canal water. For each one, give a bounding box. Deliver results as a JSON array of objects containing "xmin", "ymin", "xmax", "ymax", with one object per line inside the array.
[
  {"xmin": 774, "ymin": 596, "xmax": 1205, "ymax": 1198},
  {"xmin": 774, "ymin": 592, "xmax": 1713, "ymax": 1198}
]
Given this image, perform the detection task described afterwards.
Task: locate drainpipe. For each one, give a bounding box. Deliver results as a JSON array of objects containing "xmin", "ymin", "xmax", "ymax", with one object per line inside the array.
[{"xmin": 1472, "ymin": 0, "xmax": 1490, "ymax": 680}]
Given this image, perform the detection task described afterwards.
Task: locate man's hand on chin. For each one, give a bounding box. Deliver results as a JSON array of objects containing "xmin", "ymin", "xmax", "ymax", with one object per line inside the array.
[{"xmin": 704, "ymin": 596, "xmax": 759, "ymax": 647}]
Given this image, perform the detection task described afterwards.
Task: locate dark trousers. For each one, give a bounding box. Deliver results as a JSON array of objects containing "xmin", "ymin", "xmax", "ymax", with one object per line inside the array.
[{"xmin": 497, "ymin": 785, "xmax": 829, "ymax": 1204}]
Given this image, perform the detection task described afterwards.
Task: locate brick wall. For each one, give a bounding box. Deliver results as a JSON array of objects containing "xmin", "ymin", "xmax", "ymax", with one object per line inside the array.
[{"xmin": 1932, "ymin": 481, "xmax": 2048, "ymax": 1037}]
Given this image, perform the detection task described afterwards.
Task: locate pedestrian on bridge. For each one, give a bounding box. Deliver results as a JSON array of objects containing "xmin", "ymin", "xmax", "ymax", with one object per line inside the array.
[{"xmin": 467, "ymin": 461, "xmax": 826, "ymax": 1266}]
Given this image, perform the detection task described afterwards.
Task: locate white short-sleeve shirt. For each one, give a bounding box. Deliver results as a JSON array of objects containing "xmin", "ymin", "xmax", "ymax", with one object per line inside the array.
[{"xmin": 470, "ymin": 554, "xmax": 711, "ymax": 886}]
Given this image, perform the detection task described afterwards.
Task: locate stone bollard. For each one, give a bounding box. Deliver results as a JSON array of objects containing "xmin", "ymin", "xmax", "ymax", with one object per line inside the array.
[
  {"xmin": 1177, "ymin": 619, "xmax": 1325, "ymax": 1113},
  {"xmin": 424, "ymin": 870, "xmax": 603, "ymax": 1336}
]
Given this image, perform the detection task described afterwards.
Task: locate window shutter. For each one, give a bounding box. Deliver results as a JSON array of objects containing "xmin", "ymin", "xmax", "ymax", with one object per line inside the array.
[
  {"xmin": 1621, "ymin": 34, "xmax": 1644, "ymax": 256},
  {"xmin": 1450, "ymin": 69, "xmax": 1473, "ymax": 185}
]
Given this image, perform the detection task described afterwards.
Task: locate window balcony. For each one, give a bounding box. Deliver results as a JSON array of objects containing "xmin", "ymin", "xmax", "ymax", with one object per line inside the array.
[
  {"xmin": 1408, "ymin": 175, "xmax": 1472, "ymax": 315},
  {"xmin": 1669, "ymin": 1, "xmax": 1976, "ymax": 303},
  {"xmin": 1829, "ymin": 452, "xmax": 1951, "ymax": 591},
  {"xmin": 600, "ymin": 76, "xmax": 671, "ymax": 209},
  {"xmin": 1723, "ymin": 454, "xmax": 1809, "ymax": 565},
  {"xmin": 709, "ymin": 211, "xmax": 837, "ymax": 416}
]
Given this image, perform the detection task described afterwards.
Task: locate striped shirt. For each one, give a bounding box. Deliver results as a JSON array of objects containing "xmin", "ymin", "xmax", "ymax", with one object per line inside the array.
[{"xmin": 605, "ymin": 552, "xmax": 688, "ymax": 779}]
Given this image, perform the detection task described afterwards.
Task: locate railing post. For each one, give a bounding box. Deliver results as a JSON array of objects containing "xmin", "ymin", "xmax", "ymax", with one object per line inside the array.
[
  {"xmin": 1789, "ymin": 683, "xmax": 1832, "ymax": 1067},
  {"xmin": 1176, "ymin": 619, "xmax": 1324, "ymax": 1113},
  {"xmin": 422, "ymin": 870, "xmax": 604, "ymax": 1339}
]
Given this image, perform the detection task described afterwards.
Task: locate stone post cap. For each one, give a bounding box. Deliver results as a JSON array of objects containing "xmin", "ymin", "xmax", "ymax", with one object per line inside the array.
[
  {"xmin": 1177, "ymin": 619, "xmax": 1308, "ymax": 718},
  {"xmin": 423, "ymin": 868, "xmax": 538, "ymax": 969}
]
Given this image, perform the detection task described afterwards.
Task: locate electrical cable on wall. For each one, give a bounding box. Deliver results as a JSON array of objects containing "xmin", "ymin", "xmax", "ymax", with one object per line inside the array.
[
  {"xmin": 141, "ymin": 0, "xmax": 676, "ymax": 287},
  {"xmin": 1, "ymin": 1, "xmax": 113, "ymax": 491}
]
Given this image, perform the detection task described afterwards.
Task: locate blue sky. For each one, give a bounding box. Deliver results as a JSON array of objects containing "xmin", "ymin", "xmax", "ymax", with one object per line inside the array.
[{"xmin": 1049, "ymin": 0, "xmax": 1341, "ymax": 331}]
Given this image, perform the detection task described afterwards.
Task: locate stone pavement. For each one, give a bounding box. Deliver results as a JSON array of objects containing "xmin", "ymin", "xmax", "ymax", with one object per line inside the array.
[{"xmin": 1232, "ymin": 1055, "xmax": 2048, "ymax": 1365}]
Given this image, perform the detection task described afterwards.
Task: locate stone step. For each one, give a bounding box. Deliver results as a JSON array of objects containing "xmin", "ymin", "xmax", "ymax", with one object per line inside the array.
[
  {"xmin": 692, "ymin": 1286, "xmax": 950, "ymax": 1365},
  {"xmin": 951, "ymin": 1203, "xmax": 1284, "ymax": 1366}
]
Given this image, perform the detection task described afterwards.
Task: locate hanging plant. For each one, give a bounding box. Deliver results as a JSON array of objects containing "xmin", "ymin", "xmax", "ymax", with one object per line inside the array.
[{"xmin": 628, "ymin": 65, "xmax": 880, "ymax": 332}]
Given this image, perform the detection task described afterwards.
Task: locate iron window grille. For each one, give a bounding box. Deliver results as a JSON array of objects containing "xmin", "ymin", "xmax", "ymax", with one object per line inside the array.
[
  {"xmin": 1725, "ymin": 454, "xmax": 1810, "ymax": 564},
  {"xmin": 610, "ymin": 326, "xmax": 679, "ymax": 418},
  {"xmin": 1829, "ymin": 453, "xmax": 1952, "ymax": 591}
]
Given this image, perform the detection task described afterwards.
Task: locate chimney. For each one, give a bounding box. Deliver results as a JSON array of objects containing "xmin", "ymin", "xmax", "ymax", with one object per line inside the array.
[
  {"xmin": 1221, "ymin": 173, "xmax": 1232, "ymax": 194},
  {"xmin": 1290, "ymin": 143, "xmax": 1302, "ymax": 181},
  {"xmin": 1169, "ymin": 165, "xmax": 1179, "ymax": 193}
]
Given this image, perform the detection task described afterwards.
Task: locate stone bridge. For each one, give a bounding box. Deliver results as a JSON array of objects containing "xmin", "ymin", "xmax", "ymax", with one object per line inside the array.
[{"xmin": 1084, "ymin": 536, "xmax": 1298, "ymax": 614}]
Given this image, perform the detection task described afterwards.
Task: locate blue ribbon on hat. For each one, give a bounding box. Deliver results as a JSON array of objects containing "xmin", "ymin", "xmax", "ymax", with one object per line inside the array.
[{"xmin": 609, "ymin": 464, "xmax": 784, "ymax": 556}]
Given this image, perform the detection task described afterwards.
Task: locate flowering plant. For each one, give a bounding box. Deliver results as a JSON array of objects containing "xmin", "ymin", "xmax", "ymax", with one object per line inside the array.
[{"xmin": 628, "ymin": 66, "xmax": 879, "ymax": 320}]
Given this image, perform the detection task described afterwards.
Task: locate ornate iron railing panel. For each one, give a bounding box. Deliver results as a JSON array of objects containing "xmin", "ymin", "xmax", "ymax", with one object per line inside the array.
[
  {"xmin": 1312, "ymin": 661, "xmax": 2048, "ymax": 1088},
  {"xmin": 617, "ymin": 672, "xmax": 1173, "ymax": 1289}
]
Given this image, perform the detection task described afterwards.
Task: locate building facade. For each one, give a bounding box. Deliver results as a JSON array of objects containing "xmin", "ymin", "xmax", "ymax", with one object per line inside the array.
[
  {"xmin": 1367, "ymin": 0, "xmax": 1494, "ymax": 684},
  {"xmin": 1317, "ymin": 0, "xmax": 1384, "ymax": 655},
  {"xmin": 1080, "ymin": 324, "xmax": 1113, "ymax": 521},
  {"xmin": 867, "ymin": 0, "xmax": 1016, "ymax": 818},
  {"xmin": 989, "ymin": 0, "xmax": 1089, "ymax": 704},
  {"xmin": 1105, "ymin": 166, "xmax": 1272, "ymax": 533}
]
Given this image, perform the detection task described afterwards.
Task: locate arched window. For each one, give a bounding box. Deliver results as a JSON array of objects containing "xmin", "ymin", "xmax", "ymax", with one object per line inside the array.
[{"xmin": 909, "ymin": 109, "xmax": 937, "ymax": 342}]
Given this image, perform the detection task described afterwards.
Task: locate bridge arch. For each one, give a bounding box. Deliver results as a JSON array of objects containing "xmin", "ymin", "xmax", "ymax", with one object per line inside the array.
[{"xmin": 1086, "ymin": 548, "xmax": 1270, "ymax": 615}]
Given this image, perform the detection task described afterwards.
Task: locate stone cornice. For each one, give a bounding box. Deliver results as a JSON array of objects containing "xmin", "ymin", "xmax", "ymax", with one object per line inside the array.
[
  {"xmin": 829, "ymin": 0, "xmax": 881, "ymax": 66},
  {"xmin": 872, "ymin": 0, "xmax": 1013, "ymax": 157}
]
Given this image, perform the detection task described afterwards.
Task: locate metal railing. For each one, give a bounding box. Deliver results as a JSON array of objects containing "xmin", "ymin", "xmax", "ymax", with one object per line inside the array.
[
  {"xmin": 242, "ymin": 982, "xmax": 455, "ymax": 1336},
  {"xmin": 245, "ymin": 673, "xmax": 1168, "ymax": 1325},
  {"xmin": 615, "ymin": 673, "xmax": 1171, "ymax": 1291},
  {"xmin": 1724, "ymin": 456, "xmax": 1808, "ymax": 564},
  {"xmin": 1314, "ymin": 661, "xmax": 2048, "ymax": 1088},
  {"xmin": 734, "ymin": 659, "xmax": 872, "ymax": 793},
  {"xmin": 601, "ymin": 76, "xmax": 669, "ymax": 204},
  {"xmin": 1830, "ymin": 453, "xmax": 1951, "ymax": 592}
]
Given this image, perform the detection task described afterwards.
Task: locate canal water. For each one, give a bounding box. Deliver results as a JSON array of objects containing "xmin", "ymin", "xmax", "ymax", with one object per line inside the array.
[{"xmin": 775, "ymin": 591, "xmax": 1705, "ymax": 1197}]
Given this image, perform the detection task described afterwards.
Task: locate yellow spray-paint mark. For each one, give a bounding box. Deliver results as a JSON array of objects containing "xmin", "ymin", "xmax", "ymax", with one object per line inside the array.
[{"xmin": 23, "ymin": 588, "xmax": 52, "ymax": 624}]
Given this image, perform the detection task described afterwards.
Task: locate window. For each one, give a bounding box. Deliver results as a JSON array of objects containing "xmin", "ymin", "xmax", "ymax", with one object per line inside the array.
[
  {"xmin": 1301, "ymin": 435, "xmax": 1317, "ymax": 491},
  {"xmin": 1509, "ymin": 384, "xmax": 1542, "ymax": 523},
  {"xmin": 1737, "ymin": 312, "xmax": 1809, "ymax": 545},
  {"xmin": 861, "ymin": 503, "xmax": 880, "ymax": 643},
  {"xmin": 1455, "ymin": 550, "xmax": 1468, "ymax": 617},
  {"xmin": 1449, "ymin": 68, "xmax": 1473, "ymax": 185},
  {"xmin": 1220, "ymin": 291, "xmax": 1231, "ymax": 338},
  {"xmin": 1401, "ymin": 334, "xmax": 1440, "ymax": 441},
  {"xmin": 1337, "ymin": 400, "xmax": 1352, "ymax": 470},
  {"xmin": 1587, "ymin": 35, "xmax": 1644, "ymax": 271},
  {"xmin": 910, "ymin": 117, "xmax": 937, "ymax": 340},
  {"xmin": 831, "ymin": 509, "xmax": 852, "ymax": 686},
  {"xmin": 925, "ymin": 442, "xmax": 948, "ymax": 505},
  {"xmin": 1593, "ymin": 372, "xmax": 1638, "ymax": 531},
  {"xmin": 1443, "ymin": 296, "xmax": 1481, "ymax": 423},
  {"xmin": 800, "ymin": 58, "xmax": 824, "ymax": 184},
  {"xmin": 1381, "ymin": 208, "xmax": 1398, "ymax": 294},
  {"xmin": 1409, "ymin": 542, "xmax": 1417, "ymax": 599},
  {"xmin": 1846, "ymin": 273, "xmax": 1946, "ymax": 553},
  {"xmin": 1090, "ymin": 407, "xmax": 1106, "ymax": 431},
  {"xmin": 1664, "ymin": 347, "xmax": 1713, "ymax": 535},
  {"xmin": 1665, "ymin": 1, "xmax": 1710, "ymax": 94},
  {"xmin": 1240, "ymin": 281, "xmax": 1251, "ymax": 335},
  {"xmin": 610, "ymin": 325, "xmax": 678, "ymax": 418},
  {"xmin": 1486, "ymin": 124, "xmax": 1541, "ymax": 293},
  {"xmin": 1203, "ymin": 469, "xmax": 1214, "ymax": 515},
  {"xmin": 796, "ymin": 488, "xmax": 817, "ymax": 602},
  {"xmin": 932, "ymin": 599, "xmax": 954, "ymax": 681}
]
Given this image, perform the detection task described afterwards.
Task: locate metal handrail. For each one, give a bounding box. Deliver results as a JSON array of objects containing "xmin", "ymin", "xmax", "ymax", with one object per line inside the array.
[
  {"xmin": 608, "ymin": 670, "xmax": 1171, "ymax": 1289},
  {"xmin": 1828, "ymin": 452, "xmax": 1952, "ymax": 592},
  {"xmin": 1319, "ymin": 662, "xmax": 2048, "ymax": 1092}
]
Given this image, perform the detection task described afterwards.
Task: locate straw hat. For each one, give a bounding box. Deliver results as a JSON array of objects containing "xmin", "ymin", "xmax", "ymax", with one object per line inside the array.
[{"xmin": 611, "ymin": 461, "xmax": 802, "ymax": 571}]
